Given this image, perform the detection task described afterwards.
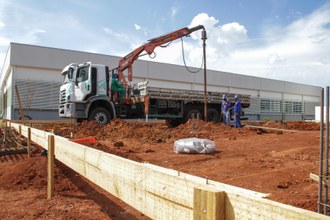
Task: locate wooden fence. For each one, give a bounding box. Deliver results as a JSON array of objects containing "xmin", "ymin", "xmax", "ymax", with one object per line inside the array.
[{"xmin": 8, "ymin": 122, "xmax": 330, "ymax": 220}]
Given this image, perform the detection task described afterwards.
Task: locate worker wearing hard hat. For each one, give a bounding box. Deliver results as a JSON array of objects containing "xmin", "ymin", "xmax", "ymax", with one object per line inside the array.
[
  {"xmin": 233, "ymin": 95, "xmax": 242, "ymax": 128},
  {"xmin": 221, "ymin": 94, "xmax": 231, "ymax": 126}
]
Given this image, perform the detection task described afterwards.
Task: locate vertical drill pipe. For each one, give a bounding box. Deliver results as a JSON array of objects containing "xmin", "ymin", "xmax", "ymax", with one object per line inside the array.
[
  {"xmin": 319, "ymin": 88, "xmax": 325, "ymax": 213},
  {"xmin": 202, "ymin": 29, "xmax": 207, "ymax": 121},
  {"xmin": 325, "ymin": 86, "xmax": 330, "ymax": 214}
]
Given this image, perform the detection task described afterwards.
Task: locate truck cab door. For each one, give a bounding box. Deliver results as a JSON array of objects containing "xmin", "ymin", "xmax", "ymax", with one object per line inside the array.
[{"xmin": 75, "ymin": 64, "xmax": 91, "ymax": 101}]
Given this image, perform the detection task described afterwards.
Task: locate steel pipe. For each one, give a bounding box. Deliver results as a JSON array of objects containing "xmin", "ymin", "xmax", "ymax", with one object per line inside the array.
[
  {"xmin": 319, "ymin": 88, "xmax": 325, "ymax": 213},
  {"xmin": 325, "ymin": 86, "xmax": 329, "ymax": 215}
]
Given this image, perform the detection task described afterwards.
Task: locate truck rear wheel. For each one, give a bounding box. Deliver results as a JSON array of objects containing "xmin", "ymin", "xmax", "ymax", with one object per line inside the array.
[
  {"xmin": 207, "ymin": 108, "xmax": 220, "ymax": 122},
  {"xmin": 89, "ymin": 107, "xmax": 111, "ymax": 125}
]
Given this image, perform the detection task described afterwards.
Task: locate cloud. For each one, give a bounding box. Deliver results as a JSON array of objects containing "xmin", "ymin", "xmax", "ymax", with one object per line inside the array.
[
  {"xmin": 268, "ymin": 53, "xmax": 286, "ymax": 65},
  {"xmin": 142, "ymin": 4, "xmax": 330, "ymax": 87},
  {"xmin": 171, "ymin": 5, "xmax": 178, "ymax": 18},
  {"xmin": 134, "ymin": 24, "xmax": 141, "ymax": 30},
  {"xmin": 0, "ymin": 36, "xmax": 10, "ymax": 46},
  {"xmin": 0, "ymin": 21, "xmax": 4, "ymax": 30},
  {"xmin": 218, "ymin": 4, "xmax": 330, "ymax": 86}
]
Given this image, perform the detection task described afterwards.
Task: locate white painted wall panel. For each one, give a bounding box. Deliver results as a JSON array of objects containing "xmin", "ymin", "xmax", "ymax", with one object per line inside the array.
[
  {"xmin": 260, "ymin": 78, "xmax": 285, "ymax": 92},
  {"xmin": 303, "ymin": 95, "xmax": 319, "ymax": 102},
  {"xmin": 284, "ymin": 82, "xmax": 321, "ymax": 95},
  {"xmin": 14, "ymin": 67, "xmax": 61, "ymax": 82},
  {"xmin": 259, "ymin": 91, "xmax": 282, "ymax": 99},
  {"xmin": 283, "ymin": 93, "xmax": 302, "ymax": 101},
  {"xmin": 230, "ymin": 74, "xmax": 261, "ymax": 90},
  {"xmin": 229, "ymin": 88, "xmax": 258, "ymax": 96},
  {"xmin": 147, "ymin": 79, "xmax": 192, "ymax": 90}
]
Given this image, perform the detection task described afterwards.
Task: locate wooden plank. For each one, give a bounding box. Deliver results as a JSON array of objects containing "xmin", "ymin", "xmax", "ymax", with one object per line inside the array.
[
  {"xmin": 30, "ymin": 127, "xmax": 49, "ymax": 149},
  {"xmin": 245, "ymin": 125, "xmax": 300, "ymax": 133},
  {"xmin": 18, "ymin": 125, "xmax": 22, "ymax": 148},
  {"xmin": 0, "ymin": 148, "xmax": 27, "ymax": 156},
  {"xmin": 144, "ymin": 163, "xmax": 267, "ymax": 199},
  {"xmin": 10, "ymin": 119, "xmax": 73, "ymax": 124},
  {"xmin": 193, "ymin": 188, "xmax": 225, "ymax": 220},
  {"xmin": 310, "ymin": 172, "xmax": 328, "ymax": 186},
  {"xmin": 11, "ymin": 123, "xmax": 50, "ymax": 149},
  {"xmin": 27, "ymin": 127, "xmax": 31, "ymax": 158}
]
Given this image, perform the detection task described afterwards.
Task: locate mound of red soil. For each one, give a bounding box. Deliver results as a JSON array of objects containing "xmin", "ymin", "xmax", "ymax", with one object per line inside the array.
[{"xmin": 262, "ymin": 120, "xmax": 320, "ymax": 130}]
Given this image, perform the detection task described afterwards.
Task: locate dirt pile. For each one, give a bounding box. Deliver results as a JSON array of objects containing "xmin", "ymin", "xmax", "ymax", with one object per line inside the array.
[
  {"xmin": 262, "ymin": 120, "xmax": 320, "ymax": 130},
  {"xmin": 73, "ymin": 119, "xmax": 252, "ymax": 145}
]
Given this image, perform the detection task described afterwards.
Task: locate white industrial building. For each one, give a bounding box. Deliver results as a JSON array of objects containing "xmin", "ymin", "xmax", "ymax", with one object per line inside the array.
[{"xmin": 0, "ymin": 42, "xmax": 321, "ymax": 121}]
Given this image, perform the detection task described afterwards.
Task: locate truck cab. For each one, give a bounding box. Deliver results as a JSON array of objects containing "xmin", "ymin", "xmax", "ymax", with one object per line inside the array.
[{"xmin": 59, "ymin": 62, "xmax": 116, "ymax": 124}]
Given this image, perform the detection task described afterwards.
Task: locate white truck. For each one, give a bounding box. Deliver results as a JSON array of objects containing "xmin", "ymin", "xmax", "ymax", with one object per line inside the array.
[{"xmin": 59, "ymin": 25, "xmax": 250, "ymax": 126}]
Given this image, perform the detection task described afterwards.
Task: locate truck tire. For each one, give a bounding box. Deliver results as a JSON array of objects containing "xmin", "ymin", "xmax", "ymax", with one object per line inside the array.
[
  {"xmin": 89, "ymin": 107, "xmax": 111, "ymax": 125},
  {"xmin": 185, "ymin": 109, "xmax": 202, "ymax": 121},
  {"xmin": 207, "ymin": 108, "xmax": 220, "ymax": 122}
]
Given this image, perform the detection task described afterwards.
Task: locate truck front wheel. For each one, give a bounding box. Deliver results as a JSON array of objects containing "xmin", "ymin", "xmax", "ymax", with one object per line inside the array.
[{"xmin": 89, "ymin": 107, "xmax": 111, "ymax": 125}]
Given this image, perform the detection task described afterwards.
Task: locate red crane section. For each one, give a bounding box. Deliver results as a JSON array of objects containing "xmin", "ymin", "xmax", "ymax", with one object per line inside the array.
[{"xmin": 117, "ymin": 25, "xmax": 205, "ymax": 86}]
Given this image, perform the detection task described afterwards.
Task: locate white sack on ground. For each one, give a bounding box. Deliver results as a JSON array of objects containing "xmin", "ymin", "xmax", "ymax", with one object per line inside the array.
[{"xmin": 174, "ymin": 138, "xmax": 216, "ymax": 154}]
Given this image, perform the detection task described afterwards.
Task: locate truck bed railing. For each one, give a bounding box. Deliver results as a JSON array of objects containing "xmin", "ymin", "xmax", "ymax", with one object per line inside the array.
[{"xmin": 143, "ymin": 87, "xmax": 250, "ymax": 104}]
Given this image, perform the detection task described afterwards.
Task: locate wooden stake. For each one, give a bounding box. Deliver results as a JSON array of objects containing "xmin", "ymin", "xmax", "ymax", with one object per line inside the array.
[
  {"xmin": 193, "ymin": 187, "xmax": 226, "ymax": 220},
  {"xmin": 47, "ymin": 135, "xmax": 55, "ymax": 199},
  {"xmin": 18, "ymin": 125, "xmax": 22, "ymax": 148},
  {"xmin": 27, "ymin": 127, "xmax": 31, "ymax": 158}
]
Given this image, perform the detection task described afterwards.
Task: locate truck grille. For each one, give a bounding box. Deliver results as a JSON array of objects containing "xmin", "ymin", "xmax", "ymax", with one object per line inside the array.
[{"xmin": 59, "ymin": 89, "xmax": 66, "ymax": 115}]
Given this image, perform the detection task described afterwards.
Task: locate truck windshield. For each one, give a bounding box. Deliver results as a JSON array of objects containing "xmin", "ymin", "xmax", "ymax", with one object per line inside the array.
[{"xmin": 63, "ymin": 68, "xmax": 74, "ymax": 84}]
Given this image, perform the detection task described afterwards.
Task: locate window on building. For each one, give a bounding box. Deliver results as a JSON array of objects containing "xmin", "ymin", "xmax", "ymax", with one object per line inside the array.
[
  {"xmin": 261, "ymin": 99, "xmax": 282, "ymax": 113},
  {"xmin": 285, "ymin": 101, "xmax": 303, "ymax": 114}
]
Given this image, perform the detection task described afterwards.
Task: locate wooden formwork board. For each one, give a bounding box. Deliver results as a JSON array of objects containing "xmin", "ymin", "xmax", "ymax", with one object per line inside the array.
[
  {"xmin": 7, "ymin": 119, "xmax": 72, "ymax": 124},
  {"xmin": 9, "ymin": 122, "xmax": 330, "ymax": 220},
  {"xmin": 11, "ymin": 123, "xmax": 50, "ymax": 149}
]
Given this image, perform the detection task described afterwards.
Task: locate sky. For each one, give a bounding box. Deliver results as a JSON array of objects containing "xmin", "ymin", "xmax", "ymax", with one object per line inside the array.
[{"xmin": 0, "ymin": 0, "xmax": 330, "ymax": 87}]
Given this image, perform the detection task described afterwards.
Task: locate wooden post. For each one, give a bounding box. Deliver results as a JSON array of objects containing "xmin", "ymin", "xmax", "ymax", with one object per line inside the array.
[
  {"xmin": 18, "ymin": 125, "xmax": 22, "ymax": 148},
  {"xmin": 193, "ymin": 187, "xmax": 226, "ymax": 220},
  {"xmin": 27, "ymin": 127, "xmax": 31, "ymax": 158},
  {"xmin": 47, "ymin": 135, "xmax": 55, "ymax": 199}
]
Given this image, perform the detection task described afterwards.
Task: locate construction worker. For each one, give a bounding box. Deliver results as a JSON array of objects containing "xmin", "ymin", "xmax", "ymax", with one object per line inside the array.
[
  {"xmin": 221, "ymin": 94, "xmax": 231, "ymax": 126},
  {"xmin": 111, "ymin": 72, "xmax": 126, "ymax": 103},
  {"xmin": 233, "ymin": 95, "xmax": 242, "ymax": 128}
]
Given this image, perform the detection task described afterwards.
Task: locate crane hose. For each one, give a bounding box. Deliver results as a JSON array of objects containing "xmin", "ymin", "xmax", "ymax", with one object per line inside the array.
[{"xmin": 180, "ymin": 38, "xmax": 204, "ymax": 74}]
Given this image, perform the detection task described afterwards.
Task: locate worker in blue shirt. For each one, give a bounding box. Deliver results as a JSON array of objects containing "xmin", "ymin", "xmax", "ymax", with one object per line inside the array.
[
  {"xmin": 233, "ymin": 95, "xmax": 242, "ymax": 128},
  {"xmin": 111, "ymin": 72, "xmax": 126, "ymax": 103}
]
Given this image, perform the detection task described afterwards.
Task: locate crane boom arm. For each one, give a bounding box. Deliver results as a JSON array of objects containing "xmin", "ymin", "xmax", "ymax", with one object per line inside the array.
[{"xmin": 117, "ymin": 25, "xmax": 205, "ymax": 85}]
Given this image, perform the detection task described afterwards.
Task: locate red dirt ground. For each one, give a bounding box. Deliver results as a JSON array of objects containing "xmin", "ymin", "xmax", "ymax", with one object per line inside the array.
[{"xmin": 0, "ymin": 120, "xmax": 326, "ymax": 219}]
